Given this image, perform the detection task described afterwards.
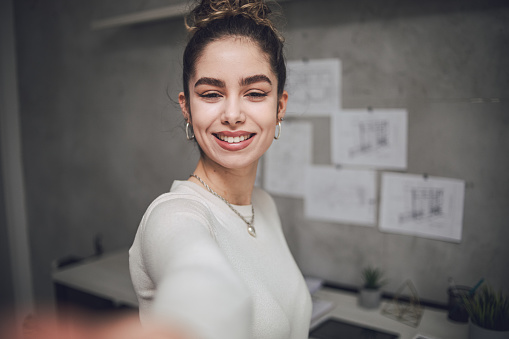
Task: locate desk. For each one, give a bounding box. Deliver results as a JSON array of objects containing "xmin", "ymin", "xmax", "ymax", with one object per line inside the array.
[
  {"xmin": 312, "ymin": 288, "xmax": 468, "ymax": 339},
  {"xmin": 52, "ymin": 250, "xmax": 468, "ymax": 339},
  {"xmin": 52, "ymin": 249, "xmax": 138, "ymax": 308}
]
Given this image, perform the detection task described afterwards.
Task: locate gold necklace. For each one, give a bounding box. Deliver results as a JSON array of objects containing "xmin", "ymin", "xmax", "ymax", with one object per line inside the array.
[{"xmin": 190, "ymin": 174, "xmax": 256, "ymax": 238}]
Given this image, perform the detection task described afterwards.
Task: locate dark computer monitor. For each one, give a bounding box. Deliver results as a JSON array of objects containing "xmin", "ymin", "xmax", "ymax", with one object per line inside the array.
[{"xmin": 309, "ymin": 317, "xmax": 399, "ymax": 339}]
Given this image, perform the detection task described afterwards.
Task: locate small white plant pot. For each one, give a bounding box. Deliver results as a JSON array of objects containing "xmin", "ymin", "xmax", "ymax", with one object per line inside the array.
[
  {"xmin": 359, "ymin": 288, "xmax": 382, "ymax": 309},
  {"xmin": 469, "ymin": 321, "xmax": 509, "ymax": 339}
]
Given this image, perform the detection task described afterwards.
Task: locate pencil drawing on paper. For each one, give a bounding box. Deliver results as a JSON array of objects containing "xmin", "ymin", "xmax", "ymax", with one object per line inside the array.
[
  {"xmin": 398, "ymin": 186, "xmax": 445, "ymax": 224},
  {"xmin": 264, "ymin": 121, "xmax": 312, "ymax": 197},
  {"xmin": 348, "ymin": 119, "xmax": 389, "ymax": 157},
  {"xmin": 290, "ymin": 70, "xmax": 336, "ymax": 104},
  {"xmin": 285, "ymin": 59, "xmax": 341, "ymax": 116},
  {"xmin": 304, "ymin": 166, "xmax": 377, "ymax": 226},
  {"xmin": 379, "ymin": 172, "xmax": 465, "ymax": 242},
  {"xmin": 313, "ymin": 182, "xmax": 372, "ymax": 211},
  {"xmin": 332, "ymin": 109, "xmax": 407, "ymax": 169}
]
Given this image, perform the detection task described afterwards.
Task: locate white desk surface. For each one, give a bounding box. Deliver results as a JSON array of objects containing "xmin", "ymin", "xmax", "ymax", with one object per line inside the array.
[
  {"xmin": 312, "ymin": 288, "xmax": 468, "ymax": 339},
  {"xmin": 52, "ymin": 250, "xmax": 468, "ymax": 339},
  {"xmin": 52, "ymin": 249, "xmax": 138, "ymax": 307}
]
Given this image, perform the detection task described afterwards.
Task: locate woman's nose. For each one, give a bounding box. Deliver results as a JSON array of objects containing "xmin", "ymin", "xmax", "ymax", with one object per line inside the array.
[{"xmin": 221, "ymin": 97, "xmax": 245, "ymax": 125}]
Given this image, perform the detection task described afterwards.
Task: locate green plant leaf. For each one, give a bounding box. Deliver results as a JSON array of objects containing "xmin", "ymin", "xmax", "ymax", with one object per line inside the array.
[{"xmin": 463, "ymin": 285, "xmax": 509, "ymax": 331}]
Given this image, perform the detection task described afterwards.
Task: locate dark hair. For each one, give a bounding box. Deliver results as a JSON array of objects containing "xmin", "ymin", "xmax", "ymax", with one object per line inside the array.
[{"xmin": 182, "ymin": 0, "xmax": 286, "ymax": 111}]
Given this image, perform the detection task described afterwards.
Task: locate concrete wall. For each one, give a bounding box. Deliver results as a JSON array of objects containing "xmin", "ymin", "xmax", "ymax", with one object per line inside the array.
[
  {"xmin": 0, "ymin": 128, "xmax": 15, "ymax": 312},
  {"xmin": 14, "ymin": 0, "xmax": 199, "ymax": 304},
  {"xmin": 0, "ymin": 3, "xmax": 14, "ymax": 314},
  {"xmin": 1, "ymin": 0, "xmax": 29, "ymax": 314},
  {"xmin": 279, "ymin": 0, "xmax": 509, "ymax": 303},
  {"xmin": 13, "ymin": 0, "xmax": 509, "ymax": 305}
]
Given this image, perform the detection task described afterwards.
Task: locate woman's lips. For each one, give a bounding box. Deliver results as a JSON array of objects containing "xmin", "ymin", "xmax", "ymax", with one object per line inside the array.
[{"xmin": 213, "ymin": 131, "xmax": 255, "ymax": 151}]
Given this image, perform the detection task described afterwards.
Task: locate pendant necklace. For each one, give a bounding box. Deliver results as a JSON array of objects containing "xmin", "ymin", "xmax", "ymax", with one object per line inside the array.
[{"xmin": 190, "ymin": 174, "xmax": 256, "ymax": 238}]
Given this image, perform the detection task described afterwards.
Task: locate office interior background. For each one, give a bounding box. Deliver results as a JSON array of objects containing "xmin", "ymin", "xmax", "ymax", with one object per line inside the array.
[{"xmin": 1, "ymin": 0, "xmax": 508, "ymax": 314}]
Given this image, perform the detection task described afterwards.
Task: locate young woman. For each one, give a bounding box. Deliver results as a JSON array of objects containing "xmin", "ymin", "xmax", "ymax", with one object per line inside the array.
[{"xmin": 129, "ymin": 1, "xmax": 312, "ymax": 339}]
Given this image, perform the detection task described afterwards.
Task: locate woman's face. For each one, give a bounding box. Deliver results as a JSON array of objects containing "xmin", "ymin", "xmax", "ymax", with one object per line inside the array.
[{"xmin": 179, "ymin": 37, "xmax": 287, "ymax": 171}]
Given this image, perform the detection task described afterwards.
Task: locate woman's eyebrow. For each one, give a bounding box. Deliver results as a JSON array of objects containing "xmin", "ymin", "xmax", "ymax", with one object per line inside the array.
[
  {"xmin": 194, "ymin": 77, "xmax": 225, "ymax": 88},
  {"xmin": 240, "ymin": 74, "xmax": 272, "ymax": 87}
]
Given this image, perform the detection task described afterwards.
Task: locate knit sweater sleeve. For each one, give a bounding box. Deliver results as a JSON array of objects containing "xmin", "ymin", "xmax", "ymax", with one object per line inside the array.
[{"xmin": 129, "ymin": 196, "xmax": 252, "ymax": 339}]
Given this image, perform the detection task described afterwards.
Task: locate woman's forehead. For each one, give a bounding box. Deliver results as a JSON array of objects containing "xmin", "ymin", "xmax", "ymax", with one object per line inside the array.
[{"xmin": 193, "ymin": 37, "xmax": 274, "ymax": 80}]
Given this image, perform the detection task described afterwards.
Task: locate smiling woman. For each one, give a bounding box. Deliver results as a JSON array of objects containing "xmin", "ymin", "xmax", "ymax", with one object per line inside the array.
[{"xmin": 128, "ymin": 1, "xmax": 312, "ymax": 339}]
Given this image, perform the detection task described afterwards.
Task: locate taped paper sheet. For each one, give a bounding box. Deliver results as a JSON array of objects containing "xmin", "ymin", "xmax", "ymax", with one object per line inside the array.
[
  {"xmin": 379, "ymin": 172, "xmax": 465, "ymax": 242},
  {"xmin": 304, "ymin": 165, "xmax": 377, "ymax": 226},
  {"xmin": 332, "ymin": 109, "xmax": 407, "ymax": 169},
  {"xmin": 285, "ymin": 58, "xmax": 341, "ymax": 117},
  {"xmin": 264, "ymin": 121, "xmax": 313, "ymax": 197}
]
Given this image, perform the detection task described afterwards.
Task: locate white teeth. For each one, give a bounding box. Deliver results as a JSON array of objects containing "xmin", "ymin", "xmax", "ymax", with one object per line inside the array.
[{"xmin": 217, "ymin": 134, "xmax": 251, "ymax": 143}]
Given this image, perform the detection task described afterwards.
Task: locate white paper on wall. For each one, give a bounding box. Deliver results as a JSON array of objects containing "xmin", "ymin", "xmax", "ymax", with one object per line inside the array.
[
  {"xmin": 264, "ymin": 121, "xmax": 313, "ymax": 197},
  {"xmin": 285, "ymin": 58, "xmax": 341, "ymax": 117},
  {"xmin": 331, "ymin": 109, "xmax": 407, "ymax": 169},
  {"xmin": 379, "ymin": 172, "xmax": 465, "ymax": 242},
  {"xmin": 304, "ymin": 165, "xmax": 377, "ymax": 226}
]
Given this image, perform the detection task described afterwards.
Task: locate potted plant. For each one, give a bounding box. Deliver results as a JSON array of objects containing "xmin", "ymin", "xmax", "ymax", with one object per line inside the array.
[
  {"xmin": 358, "ymin": 266, "xmax": 387, "ymax": 309},
  {"xmin": 463, "ymin": 285, "xmax": 509, "ymax": 339}
]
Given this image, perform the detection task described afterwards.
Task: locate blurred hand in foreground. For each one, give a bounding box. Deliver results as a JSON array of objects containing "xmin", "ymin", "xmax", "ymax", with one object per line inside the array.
[{"xmin": 1, "ymin": 312, "xmax": 189, "ymax": 339}]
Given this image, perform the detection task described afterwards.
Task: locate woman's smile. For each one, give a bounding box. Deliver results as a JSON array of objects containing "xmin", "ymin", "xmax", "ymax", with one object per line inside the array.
[
  {"xmin": 213, "ymin": 131, "xmax": 256, "ymax": 151},
  {"xmin": 214, "ymin": 132, "xmax": 254, "ymax": 144}
]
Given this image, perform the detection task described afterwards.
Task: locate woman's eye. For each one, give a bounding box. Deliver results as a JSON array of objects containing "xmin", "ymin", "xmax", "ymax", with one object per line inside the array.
[
  {"xmin": 246, "ymin": 92, "xmax": 267, "ymax": 99},
  {"xmin": 199, "ymin": 92, "xmax": 221, "ymax": 98}
]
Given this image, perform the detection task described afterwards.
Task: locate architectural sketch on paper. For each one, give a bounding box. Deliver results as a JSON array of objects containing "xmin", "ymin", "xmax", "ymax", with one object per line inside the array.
[
  {"xmin": 379, "ymin": 172, "xmax": 465, "ymax": 242},
  {"xmin": 264, "ymin": 121, "xmax": 313, "ymax": 197},
  {"xmin": 285, "ymin": 59, "xmax": 341, "ymax": 116},
  {"xmin": 398, "ymin": 186, "xmax": 445, "ymax": 224},
  {"xmin": 310, "ymin": 179, "xmax": 372, "ymax": 212},
  {"xmin": 304, "ymin": 166, "xmax": 377, "ymax": 226},
  {"xmin": 290, "ymin": 69, "xmax": 336, "ymax": 104},
  {"xmin": 332, "ymin": 109, "xmax": 407, "ymax": 169},
  {"xmin": 348, "ymin": 119, "xmax": 390, "ymax": 157}
]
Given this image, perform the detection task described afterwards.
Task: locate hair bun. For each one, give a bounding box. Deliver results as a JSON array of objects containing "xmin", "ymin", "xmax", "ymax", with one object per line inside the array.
[{"xmin": 186, "ymin": 0, "xmax": 281, "ymax": 41}]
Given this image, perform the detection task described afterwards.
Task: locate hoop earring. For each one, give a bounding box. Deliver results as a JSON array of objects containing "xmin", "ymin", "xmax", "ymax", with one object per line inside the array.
[
  {"xmin": 186, "ymin": 122, "xmax": 195, "ymax": 140},
  {"xmin": 274, "ymin": 121, "xmax": 282, "ymax": 140}
]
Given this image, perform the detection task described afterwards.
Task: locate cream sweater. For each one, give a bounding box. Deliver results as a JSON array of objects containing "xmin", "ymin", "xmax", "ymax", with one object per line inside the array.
[{"xmin": 129, "ymin": 180, "xmax": 312, "ymax": 339}]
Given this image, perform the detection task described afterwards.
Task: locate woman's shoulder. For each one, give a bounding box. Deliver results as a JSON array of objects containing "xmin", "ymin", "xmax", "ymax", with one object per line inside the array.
[
  {"xmin": 139, "ymin": 181, "xmax": 216, "ymax": 235},
  {"xmin": 146, "ymin": 180, "xmax": 210, "ymax": 213},
  {"xmin": 146, "ymin": 193, "xmax": 210, "ymax": 220}
]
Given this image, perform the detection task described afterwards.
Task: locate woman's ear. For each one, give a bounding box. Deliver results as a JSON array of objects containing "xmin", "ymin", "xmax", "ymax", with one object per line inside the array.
[
  {"xmin": 277, "ymin": 90, "xmax": 288, "ymax": 121},
  {"xmin": 179, "ymin": 92, "xmax": 190, "ymax": 122}
]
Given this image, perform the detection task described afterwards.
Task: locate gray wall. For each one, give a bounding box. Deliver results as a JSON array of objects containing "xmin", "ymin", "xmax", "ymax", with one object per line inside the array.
[
  {"xmin": 1, "ymin": 0, "xmax": 21, "ymax": 313},
  {"xmin": 0, "ymin": 127, "xmax": 15, "ymax": 312},
  {"xmin": 279, "ymin": 0, "xmax": 509, "ymax": 303},
  {"xmin": 13, "ymin": 0, "xmax": 509, "ymax": 305}
]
